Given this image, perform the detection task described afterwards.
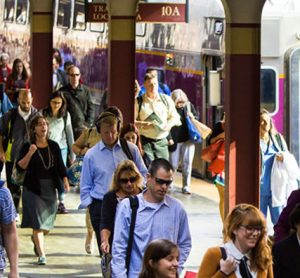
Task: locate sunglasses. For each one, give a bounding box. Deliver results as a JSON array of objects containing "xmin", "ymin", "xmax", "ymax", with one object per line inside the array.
[
  {"xmin": 69, "ymin": 73, "xmax": 80, "ymax": 77},
  {"xmin": 155, "ymin": 177, "xmax": 173, "ymax": 186},
  {"xmin": 119, "ymin": 177, "xmax": 137, "ymax": 184}
]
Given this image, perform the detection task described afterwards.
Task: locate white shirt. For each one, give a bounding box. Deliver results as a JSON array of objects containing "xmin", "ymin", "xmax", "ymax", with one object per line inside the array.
[
  {"xmin": 18, "ymin": 106, "xmax": 31, "ymax": 121},
  {"xmin": 223, "ymin": 241, "xmax": 257, "ymax": 278}
]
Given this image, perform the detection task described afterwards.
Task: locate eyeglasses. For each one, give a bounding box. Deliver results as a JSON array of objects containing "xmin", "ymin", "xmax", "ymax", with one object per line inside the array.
[
  {"xmin": 119, "ymin": 177, "xmax": 137, "ymax": 184},
  {"xmin": 155, "ymin": 177, "xmax": 173, "ymax": 186},
  {"xmin": 239, "ymin": 225, "xmax": 263, "ymax": 234},
  {"xmin": 69, "ymin": 73, "xmax": 80, "ymax": 77}
]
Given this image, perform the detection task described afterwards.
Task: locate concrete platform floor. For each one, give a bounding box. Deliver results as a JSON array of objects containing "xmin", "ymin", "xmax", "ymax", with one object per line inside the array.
[{"xmin": 7, "ymin": 174, "xmax": 224, "ymax": 277}]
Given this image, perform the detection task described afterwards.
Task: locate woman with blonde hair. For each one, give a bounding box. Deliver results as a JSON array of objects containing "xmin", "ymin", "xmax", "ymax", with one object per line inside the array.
[
  {"xmin": 260, "ymin": 108, "xmax": 288, "ymax": 225},
  {"xmin": 168, "ymin": 89, "xmax": 198, "ymax": 194},
  {"xmin": 100, "ymin": 160, "xmax": 143, "ymax": 254},
  {"xmin": 197, "ymin": 203, "xmax": 273, "ymax": 278}
]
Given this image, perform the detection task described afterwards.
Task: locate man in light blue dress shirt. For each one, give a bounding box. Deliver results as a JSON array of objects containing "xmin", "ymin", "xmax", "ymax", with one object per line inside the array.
[
  {"xmin": 79, "ymin": 111, "xmax": 147, "ymax": 255},
  {"xmin": 111, "ymin": 158, "xmax": 192, "ymax": 277}
]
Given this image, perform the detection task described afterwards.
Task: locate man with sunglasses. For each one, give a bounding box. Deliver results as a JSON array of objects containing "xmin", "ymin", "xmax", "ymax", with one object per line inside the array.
[
  {"xmin": 111, "ymin": 158, "xmax": 191, "ymax": 278},
  {"xmin": 59, "ymin": 66, "xmax": 95, "ymax": 139}
]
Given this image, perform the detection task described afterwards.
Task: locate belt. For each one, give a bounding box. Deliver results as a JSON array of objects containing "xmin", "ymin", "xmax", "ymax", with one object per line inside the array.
[{"xmin": 141, "ymin": 135, "xmax": 165, "ymax": 143}]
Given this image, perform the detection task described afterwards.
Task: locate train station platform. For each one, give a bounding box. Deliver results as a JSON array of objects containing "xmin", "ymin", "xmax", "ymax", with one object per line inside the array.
[{"xmin": 7, "ymin": 175, "xmax": 223, "ymax": 277}]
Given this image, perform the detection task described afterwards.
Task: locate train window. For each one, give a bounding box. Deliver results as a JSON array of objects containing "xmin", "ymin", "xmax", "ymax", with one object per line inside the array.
[
  {"xmin": 16, "ymin": 0, "xmax": 28, "ymax": 24},
  {"xmin": 260, "ymin": 67, "xmax": 278, "ymax": 114},
  {"xmin": 90, "ymin": 23, "xmax": 105, "ymax": 33},
  {"xmin": 136, "ymin": 23, "xmax": 146, "ymax": 37},
  {"xmin": 3, "ymin": 0, "xmax": 15, "ymax": 22},
  {"xmin": 214, "ymin": 20, "xmax": 223, "ymax": 35},
  {"xmin": 73, "ymin": 0, "xmax": 86, "ymax": 30},
  {"xmin": 57, "ymin": 0, "xmax": 71, "ymax": 29}
]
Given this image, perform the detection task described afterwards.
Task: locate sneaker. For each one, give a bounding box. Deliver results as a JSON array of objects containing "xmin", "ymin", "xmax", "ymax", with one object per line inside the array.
[
  {"xmin": 37, "ymin": 256, "xmax": 47, "ymax": 265},
  {"xmin": 15, "ymin": 213, "xmax": 20, "ymax": 222},
  {"xmin": 182, "ymin": 187, "xmax": 191, "ymax": 194},
  {"xmin": 57, "ymin": 202, "xmax": 68, "ymax": 214}
]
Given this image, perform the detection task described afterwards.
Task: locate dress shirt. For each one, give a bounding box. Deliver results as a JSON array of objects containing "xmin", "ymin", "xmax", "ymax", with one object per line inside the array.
[
  {"xmin": 111, "ymin": 191, "xmax": 192, "ymax": 278},
  {"xmin": 79, "ymin": 140, "xmax": 147, "ymax": 208},
  {"xmin": 135, "ymin": 93, "xmax": 181, "ymax": 140},
  {"xmin": 0, "ymin": 185, "xmax": 17, "ymax": 270},
  {"xmin": 223, "ymin": 241, "xmax": 257, "ymax": 278}
]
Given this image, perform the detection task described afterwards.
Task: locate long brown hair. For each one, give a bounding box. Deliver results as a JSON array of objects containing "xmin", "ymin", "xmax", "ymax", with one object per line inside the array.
[
  {"xmin": 29, "ymin": 115, "xmax": 49, "ymax": 143},
  {"xmin": 223, "ymin": 203, "xmax": 272, "ymax": 271},
  {"xmin": 120, "ymin": 123, "xmax": 144, "ymax": 155}
]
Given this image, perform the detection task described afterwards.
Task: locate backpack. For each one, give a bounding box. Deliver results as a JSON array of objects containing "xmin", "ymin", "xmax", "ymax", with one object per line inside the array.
[
  {"xmin": 126, "ymin": 196, "xmax": 139, "ymax": 273},
  {"xmin": 137, "ymin": 93, "xmax": 169, "ymax": 115},
  {"xmin": 120, "ymin": 138, "xmax": 134, "ymax": 161}
]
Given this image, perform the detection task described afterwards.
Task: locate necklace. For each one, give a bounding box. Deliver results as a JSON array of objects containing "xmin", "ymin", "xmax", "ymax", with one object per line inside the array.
[{"xmin": 37, "ymin": 146, "xmax": 53, "ymax": 170}]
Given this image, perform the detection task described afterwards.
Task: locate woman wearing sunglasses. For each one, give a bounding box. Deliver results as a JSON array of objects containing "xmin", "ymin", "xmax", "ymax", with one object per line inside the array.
[
  {"xmin": 100, "ymin": 160, "xmax": 143, "ymax": 255},
  {"xmin": 197, "ymin": 204, "xmax": 273, "ymax": 278}
]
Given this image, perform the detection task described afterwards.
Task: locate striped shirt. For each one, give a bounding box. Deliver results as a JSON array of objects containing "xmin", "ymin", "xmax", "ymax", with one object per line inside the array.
[{"xmin": 0, "ymin": 186, "xmax": 17, "ymax": 270}]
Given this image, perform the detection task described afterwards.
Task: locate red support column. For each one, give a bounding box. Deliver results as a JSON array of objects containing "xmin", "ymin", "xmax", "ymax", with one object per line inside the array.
[
  {"xmin": 108, "ymin": 1, "xmax": 137, "ymax": 124},
  {"xmin": 222, "ymin": 0, "xmax": 266, "ymax": 213},
  {"xmin": 30, "ymin": 1, "xmax": 53, "ymax": 109}
]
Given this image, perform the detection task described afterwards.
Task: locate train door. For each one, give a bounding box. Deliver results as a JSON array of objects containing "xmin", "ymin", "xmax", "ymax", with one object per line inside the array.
[{"xmin": 286, "ymin": 47, "xmax": 300, "ymax": 164}]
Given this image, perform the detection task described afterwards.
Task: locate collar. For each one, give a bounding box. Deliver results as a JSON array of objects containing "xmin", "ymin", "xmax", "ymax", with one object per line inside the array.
[
  {"xmin": 98, "ymin": 139, "xmax": 121, "ymax": 151},
  {"xmin": 18, "ymin": 106, "xmax": 31, "ymax": 120},
  {"xmin": 224, "ymin": 241, "xmax": 251, "ymax": 261},
  {"xmin": 140, "ymin": 189, "xmax": 170, "ymax": 208}
]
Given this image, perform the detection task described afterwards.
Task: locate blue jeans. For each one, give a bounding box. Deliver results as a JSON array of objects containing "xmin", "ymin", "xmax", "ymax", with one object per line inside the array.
[{"xmin": 260, "ymin": 195, "xmax": 282, "ymax": 225}]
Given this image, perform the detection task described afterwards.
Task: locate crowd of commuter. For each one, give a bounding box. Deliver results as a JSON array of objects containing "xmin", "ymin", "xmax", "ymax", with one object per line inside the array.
[{"xmin": 0, "ymin": 51, "xmax": 299, "ymax": 278}]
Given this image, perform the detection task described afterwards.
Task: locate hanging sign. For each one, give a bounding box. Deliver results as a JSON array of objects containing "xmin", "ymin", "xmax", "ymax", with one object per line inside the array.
[
  {"xmin": 136, "ymin": 3, "xmax": 186, "ymax": 23},
  {"xmin": 86, "ymin": 3, "xmax": 109, "ymax": 22}
]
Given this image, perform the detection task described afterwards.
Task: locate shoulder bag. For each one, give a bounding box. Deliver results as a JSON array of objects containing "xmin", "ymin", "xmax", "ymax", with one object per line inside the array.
[{"xmin": 11, "ymin": 160, "xmax": 26, "ymax": 186}]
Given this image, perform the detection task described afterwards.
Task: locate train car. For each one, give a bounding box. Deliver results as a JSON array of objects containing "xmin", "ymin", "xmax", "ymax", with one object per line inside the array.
[
  {"xmin": 261, "ymin": 0, "xmax": 300, "ymax": 163},
  {"xmin": 1, "ymin": 0, "xmax": 300, "ymax": 172},
  {"xmin": 0, "ymin": 0, "xmax": 108, "ymax": 111}
]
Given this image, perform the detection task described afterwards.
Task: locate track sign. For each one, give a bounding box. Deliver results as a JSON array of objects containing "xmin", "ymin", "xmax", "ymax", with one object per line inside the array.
[
  {"xmin": 86, "ymin": 3, "xmax": 108, "ymax": 22},
  {"xmin": 136, "ymin": 3, "xmax": 186, "ymax": 23}
]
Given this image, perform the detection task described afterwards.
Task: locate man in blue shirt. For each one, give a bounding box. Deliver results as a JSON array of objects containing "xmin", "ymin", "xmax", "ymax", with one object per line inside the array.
[
  {"xmin": 0, "ymin": 180, "xmax": 19, "ymax": 277},
  {"xmin": 111, "ymin": 158, "xmax": 191, "ymax": 278},
  {"xmin": 79, "ymin": 111, "xmax": 147, "ymax": 255}
]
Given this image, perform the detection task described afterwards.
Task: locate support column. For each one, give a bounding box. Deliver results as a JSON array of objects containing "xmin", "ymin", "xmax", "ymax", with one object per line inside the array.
[
  {"xmin": 221, "ymin": 0, "xmax": 266, "ymax": 213},
  {"xmin": 108, "ymin": 0, "xmax": 138, "ymax": 124},
  {"xmin": 30, "ymin": 0, "xmax": 53, "ymax": 109}
]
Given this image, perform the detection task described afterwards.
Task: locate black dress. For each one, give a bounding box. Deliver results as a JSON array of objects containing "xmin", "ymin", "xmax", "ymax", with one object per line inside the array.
[{"xmin": 20, "ymin": 140, "xmax": 66, "ymax": 230}]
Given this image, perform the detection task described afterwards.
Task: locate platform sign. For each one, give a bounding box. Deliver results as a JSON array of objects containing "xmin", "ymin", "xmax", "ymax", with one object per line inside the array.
[
  {"xmin": 86, "ymin": 3, "xmax": 108, "ymax": 22},
  {"xmin": 85, "ymin": 2, "xmax": 186, "ymax": 23},
  {"xmin": 136, "ymin": 3, "xmax": 186, "ymax": 23}
]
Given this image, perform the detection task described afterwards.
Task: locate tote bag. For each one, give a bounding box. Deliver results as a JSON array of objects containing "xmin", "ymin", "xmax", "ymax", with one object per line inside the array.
[
  {"xmin": 186, "ymin": 116, "xmax": 202, "ymax": 143},
  {"xmin": 201, "ymin": 140, "xmax": 224, "ymax": 163},
  {"xmin": 207, "ymin": 141, "xmax": 225, "ymax": 175}
]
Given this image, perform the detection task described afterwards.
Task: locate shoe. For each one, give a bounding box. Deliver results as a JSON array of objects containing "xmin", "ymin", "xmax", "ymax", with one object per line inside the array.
[
  {"xmin": 31, "ymin": 235, "xmax": 38, "ymax": 256},
  {"xmin": 85, "ymin": 231, "xmax": 94, "ymax": 254},
  {"xmin": 182, "ymin": 187, "xmax": 191, "ymax": 194},
  {"xmin": 37, "ymin": 256, "xmax": 47, "ymax": 265},
  {"xmin": 15, "ymin": 213, "xmax": 20, "ymax": 222},
  {"xmin": 57, "ymin": 202, "xmax": 68, "ymax": 214}
]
